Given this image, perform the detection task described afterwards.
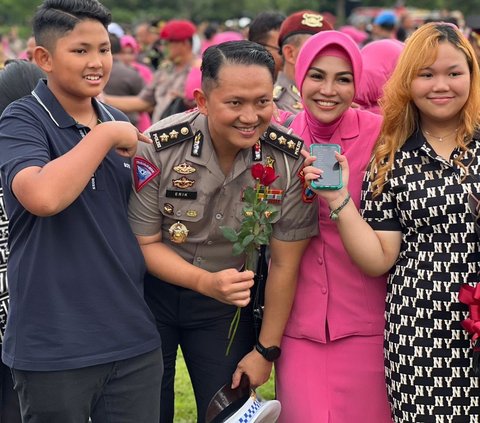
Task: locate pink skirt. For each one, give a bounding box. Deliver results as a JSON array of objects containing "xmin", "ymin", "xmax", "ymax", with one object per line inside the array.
[{"xmin": 276, "ymin": 334, "xmax": 393, "ymax": 423}]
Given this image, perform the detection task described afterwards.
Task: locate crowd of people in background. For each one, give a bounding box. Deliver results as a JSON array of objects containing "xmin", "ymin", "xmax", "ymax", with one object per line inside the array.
[{"xmin": 2, "ymin": 1, "xmax": 480, "ymax": 422}]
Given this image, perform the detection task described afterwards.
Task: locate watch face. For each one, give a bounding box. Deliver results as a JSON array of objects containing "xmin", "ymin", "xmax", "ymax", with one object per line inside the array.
[{"xmin": 265, "ymin": 346, "xmax": 281, "ymax": 361}]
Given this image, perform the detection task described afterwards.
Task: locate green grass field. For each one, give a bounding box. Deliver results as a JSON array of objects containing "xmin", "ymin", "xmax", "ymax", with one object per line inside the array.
[{"xmin": 174, "ymin": 348, "xmax": 276, "ymax": 422}]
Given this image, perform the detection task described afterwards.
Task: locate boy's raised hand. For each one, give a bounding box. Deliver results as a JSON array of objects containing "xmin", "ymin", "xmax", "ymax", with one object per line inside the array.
[{"xmin": 96, "ymin": 121, "xmax": 152, "ymax": 158}]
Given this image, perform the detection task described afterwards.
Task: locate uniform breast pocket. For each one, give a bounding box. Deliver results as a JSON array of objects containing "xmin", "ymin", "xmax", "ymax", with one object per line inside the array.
[
  {"xmin": 159, "ymin": 197, "xmax": 206, "ymax": 239},
  {"xmin": 159, "ymin": 197, "xmax": 205, "ymax": 222}
]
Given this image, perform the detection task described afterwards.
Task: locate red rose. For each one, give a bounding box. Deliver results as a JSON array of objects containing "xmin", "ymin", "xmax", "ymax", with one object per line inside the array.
[
  {"xmin": 262, "ymin": 166, "xmax": 278, "ymax": 186},
  {"xmin": 251, "ymin": 163, "xmax": 265, "ymax": 180},
  {"xmin": 251, "ymin": 164, "xmax": 279, "ymax": 186}
]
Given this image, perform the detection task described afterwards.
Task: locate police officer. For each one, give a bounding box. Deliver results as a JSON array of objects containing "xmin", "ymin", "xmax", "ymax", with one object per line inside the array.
[
  {"xmin": 274, "ymin": 10, "xmax": 332, "ymax": 114},
  {"xmin": 128, "ymin": 41, "xmax": 318, "ymax": 423}
]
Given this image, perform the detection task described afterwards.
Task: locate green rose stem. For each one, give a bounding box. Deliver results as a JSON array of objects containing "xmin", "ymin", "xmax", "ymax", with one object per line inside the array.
[
  {"xmin": 225, "ymin": 243, "xmax": 259, "ymax": 356},
  {"xmin": 221, "ymin": 167, "xmax": 279, "ymax": 356}
]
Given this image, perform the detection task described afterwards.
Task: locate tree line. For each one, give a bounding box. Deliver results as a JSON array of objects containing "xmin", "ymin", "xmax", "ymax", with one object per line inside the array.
[{"xmin": 0, "ymin": 0, "xmax": 474, "ymax": 32}]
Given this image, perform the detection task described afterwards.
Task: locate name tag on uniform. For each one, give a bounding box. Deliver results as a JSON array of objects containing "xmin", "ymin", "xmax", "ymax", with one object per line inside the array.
[{"xmin": 165, "ymin": 190, "xmax": 197, "ymax": 199}]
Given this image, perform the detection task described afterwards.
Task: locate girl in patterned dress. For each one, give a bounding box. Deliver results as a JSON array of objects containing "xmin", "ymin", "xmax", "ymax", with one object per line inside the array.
[{"xmin": 302, "ymin": 22, "xmax": 480, "ymax": 422}]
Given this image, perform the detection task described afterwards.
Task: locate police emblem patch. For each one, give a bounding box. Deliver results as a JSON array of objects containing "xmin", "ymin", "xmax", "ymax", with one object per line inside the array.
[{"xmin": 133, "ymin": 157, "xmax": 160, "ymax": 192}]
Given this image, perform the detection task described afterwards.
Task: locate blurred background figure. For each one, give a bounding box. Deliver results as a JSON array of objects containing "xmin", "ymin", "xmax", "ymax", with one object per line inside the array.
[
  {"xmin": 17, "ymin": 35, "xmax": 36, "ymax": 62},
  {"xmin": 466, "ymin": 15, "xmax": 480, "ymax": 63},
  {"xmin": 364, "ymin": 10, "xmax": 398, "ymax": 45},
  {"xmin": 120, "ymin": 34, "xmax": 153, "ymax": 131},
  {"xmin": 120, "ymin": 35, "xmax": 154, "ymax": 85},
  {"xmin": 248, "ymin": 11, "xmax": 286, "ymax": 79},
  {"xmin": 0, "ymin": 59, "xmax": 46, "ymax": 423},
  {"xmin": 135, "ymin": 20, "xmax": 164, "ymax": 70},
  {"xmin": 396, "ymin": 11, "xmax": 416, "ymax": 42},
  {"xmin": 339, "ymin": 25, "xmax": 368, "ymax": 46},
  {"xmin": 199, "ymin": 22, "xmax": 219, "ymax": 54},
  {"xmin": 105, "ymin": 19, "xmax": 197, "ymax": 122},
  {"xmin": 104, "ymin": 34, "xmax": 145, "ymax": 128},
  {"xmin": 354, "ymin": 39, "xmax": 404, "ymax": 114},
  {"xmin": 6, "ymin": 27, "xmax": 24, "ymax": 58},
  {"xmin": 183, "ymin": 30, "xmax": 244, "ymax": 107},
  {"xmin": 107, "ymin": 21, "xmax": 124, "ymax": 38}
]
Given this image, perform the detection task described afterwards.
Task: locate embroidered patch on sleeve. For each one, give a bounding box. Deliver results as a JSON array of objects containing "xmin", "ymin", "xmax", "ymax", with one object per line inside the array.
[{"xmin": 133, "ymin": 157, "xmax": 160, "ymax": 192}]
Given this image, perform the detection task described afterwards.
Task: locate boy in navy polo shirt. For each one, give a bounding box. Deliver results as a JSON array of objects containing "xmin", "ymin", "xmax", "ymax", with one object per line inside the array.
[{"xmin": 0, "ymin": 0, "xmax": 162, "ymax": 421}]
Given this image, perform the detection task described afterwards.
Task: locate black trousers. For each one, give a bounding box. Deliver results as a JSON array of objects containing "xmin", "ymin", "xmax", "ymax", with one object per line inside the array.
[
  {"xmin": 144, "ymin": 274, "xmax": 255, "ymax": 423},
  {"xmin": 0, "ymin": 353, "xmax": 21, "ymax": 423},
  {"xmin": 11, "ymin": 348, "xmax": 163, "ymax": 423}
]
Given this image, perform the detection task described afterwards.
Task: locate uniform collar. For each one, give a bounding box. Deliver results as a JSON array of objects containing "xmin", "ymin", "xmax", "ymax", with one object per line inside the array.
[{"xmin": 31, "ymin": 79, "xmax": 116, "ymax": 128}]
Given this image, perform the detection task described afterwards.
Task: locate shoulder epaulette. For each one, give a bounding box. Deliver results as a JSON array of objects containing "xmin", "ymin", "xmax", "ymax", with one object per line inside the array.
[
  {"xmin": 262, "ymin": 125, "xmax": 303, "ymax": 159},
  {"xmin": 273, "ymin": 85, "xmax": 285, "ymax": 101},
  {"xmin": 149, "ymin": 122, "xmax": 194, "ymax": 152}
]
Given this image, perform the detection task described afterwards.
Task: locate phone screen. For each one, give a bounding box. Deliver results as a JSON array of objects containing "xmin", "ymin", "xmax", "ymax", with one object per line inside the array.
[{"xmin": 310, "ymin": 144, "xmax": 342, "ymax": 190}]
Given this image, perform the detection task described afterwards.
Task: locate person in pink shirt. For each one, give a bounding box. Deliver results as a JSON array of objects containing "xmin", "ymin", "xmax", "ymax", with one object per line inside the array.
[
  {"xmin": 120, "ymin": 35, "xmax": 153, "ymax": 132},
  {"xmin": 275, "ymin": 30, "xmax": 393, "ymax": 422},
  {"xmin": 354, "ymin": 39, "xmax": 404, "ymax": 115}
]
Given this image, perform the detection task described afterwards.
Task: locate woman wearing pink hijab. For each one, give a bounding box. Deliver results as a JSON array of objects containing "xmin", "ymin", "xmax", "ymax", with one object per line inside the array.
[
  {"xmin": 355, "ymin": 39, "xmax": 404, "ymax": 114},
  {"xmin": 275, "ymin": 31, "xmax": 393, "ymax": 422}
]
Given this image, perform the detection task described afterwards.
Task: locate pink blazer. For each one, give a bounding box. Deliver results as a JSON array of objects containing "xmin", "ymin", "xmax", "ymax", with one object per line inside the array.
[{"xmin": 285, "ymin": 108, "xmax": 387, "ymax": 342}]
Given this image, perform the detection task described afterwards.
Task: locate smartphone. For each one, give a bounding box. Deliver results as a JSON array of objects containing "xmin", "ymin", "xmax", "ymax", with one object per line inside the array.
[{"xmin": 310, "ymin": 144, "xmax": 342, "ymax": 190}]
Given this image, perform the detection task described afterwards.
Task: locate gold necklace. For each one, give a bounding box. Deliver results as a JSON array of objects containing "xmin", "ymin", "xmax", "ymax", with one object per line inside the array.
[
  {"xmin": 423, "ymin": 127, "xmax": 458, "ymax": 142},
  {"xmin": 86, "ymin": 109, "xmax": 97, "ymax": 127},
  {"xmin": 76, "ymin": 109, "xmax": 96, "ymax": 127}
]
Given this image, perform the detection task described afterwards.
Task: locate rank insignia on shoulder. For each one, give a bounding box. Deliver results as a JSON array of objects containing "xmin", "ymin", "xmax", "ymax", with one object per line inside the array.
[
  {"xmin": 149, "ymin": 122, "xmax": 194, "ymax": 152},
  {"xmin": 262, "ymin": 126, "xmax": 304, "ymax": 159},
  {"xmin": 273, "ymin": 85, "xmax": 285, "ymax": 101},
  {"xmin": 133, "ymin": 157, "xmax": 160, "ymax": 192}
]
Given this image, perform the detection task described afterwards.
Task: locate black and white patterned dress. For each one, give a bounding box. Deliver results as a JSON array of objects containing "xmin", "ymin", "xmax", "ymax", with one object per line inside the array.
[
  {"xmin": 361, "ymin": 130, "xmax": 480, "ymax": 422},
  {"xmin": 0, "ymin": 187, "xmax": 9, "ymax": 342}
]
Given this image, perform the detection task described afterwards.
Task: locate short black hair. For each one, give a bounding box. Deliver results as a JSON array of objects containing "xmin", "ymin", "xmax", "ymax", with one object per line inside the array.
[
  {"xmin": 248, "ymin": 11, "xmax": 285, "ymax": 45},
  {"xmin": 33, "ymin": 0, "xmax": 111, "ymax": 51},
  {"xmin": 0, "ymin": 60, "xmax": 46, "ymax": 114},
  {"xmin": 201, "ymin": 40, "xmax": 275, "ymax": 93}
]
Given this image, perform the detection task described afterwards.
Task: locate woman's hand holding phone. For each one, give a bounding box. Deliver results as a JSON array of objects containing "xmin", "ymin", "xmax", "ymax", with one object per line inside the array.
[{"xmin": 300, "ymin": 147, "xmax": 350, "ymax": 205}]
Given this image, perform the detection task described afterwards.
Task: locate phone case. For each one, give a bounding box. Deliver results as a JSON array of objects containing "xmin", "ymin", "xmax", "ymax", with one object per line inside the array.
[{"xmin": 310, "ymin": 144, "xmax": 343, "ymax": 190}]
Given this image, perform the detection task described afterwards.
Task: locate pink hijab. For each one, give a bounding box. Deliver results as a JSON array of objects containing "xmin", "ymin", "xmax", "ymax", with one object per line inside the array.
[
  {"xmin": 354, "ymin": 39, "xmax": 404, "ymax": 114},
  {"xmin": 292, "ymin": 31, "xmax": 362, "ymax": 143}
]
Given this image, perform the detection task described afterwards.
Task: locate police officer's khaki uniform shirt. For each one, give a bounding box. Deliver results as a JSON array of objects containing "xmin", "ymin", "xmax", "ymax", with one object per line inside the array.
[
  {"xmin": 273, "ymin": 71, "xmax": 304, "ymax": 115},
  {"xmin": 128, "ymin": 110, "xmax": 318, "ymax": 272},
  {"xmin": 139, "ymin": 61, "xmax": 192, "ymax": 123}
]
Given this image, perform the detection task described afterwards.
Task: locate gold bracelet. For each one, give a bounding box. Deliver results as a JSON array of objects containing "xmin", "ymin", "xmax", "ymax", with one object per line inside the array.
[{"xmin": 329, "ymin": 193, "xmax": 351, "ymax": 221}]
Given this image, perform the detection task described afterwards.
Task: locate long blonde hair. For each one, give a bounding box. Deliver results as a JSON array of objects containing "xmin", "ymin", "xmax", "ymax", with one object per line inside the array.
[{"xmin": 371, "ymin": 22, "xmax": 480, "ymax": 197}]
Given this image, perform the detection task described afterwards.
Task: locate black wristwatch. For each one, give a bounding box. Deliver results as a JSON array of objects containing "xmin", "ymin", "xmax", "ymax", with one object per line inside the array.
[{"xmin": 255, "ymin": 341, "xmax": 281, "ymax": 362}]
